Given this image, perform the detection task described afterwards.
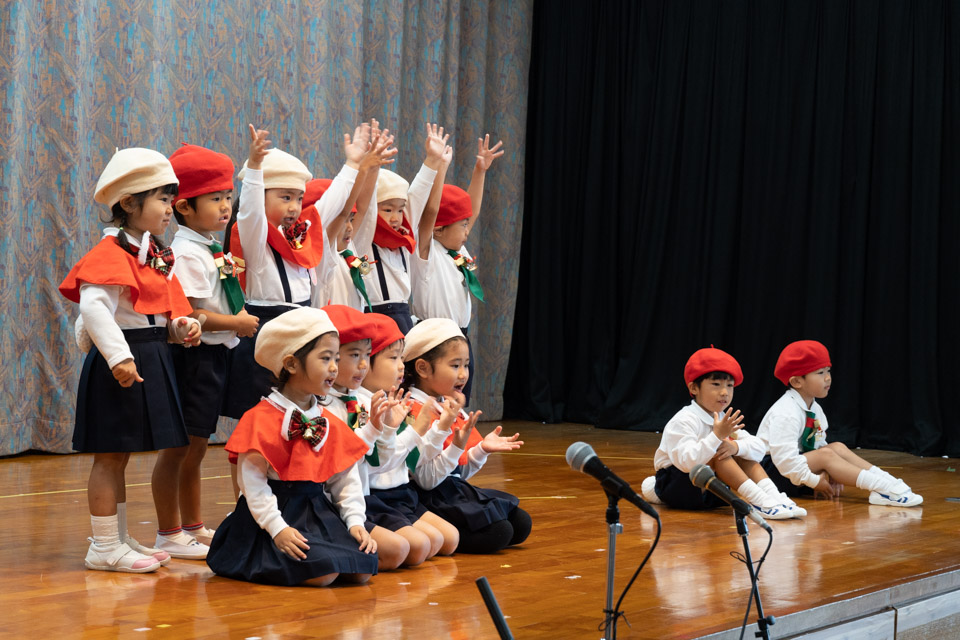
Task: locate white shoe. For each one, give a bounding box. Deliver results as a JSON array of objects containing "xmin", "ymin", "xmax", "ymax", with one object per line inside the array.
[
  {"xmin": 125, "ymin": 535, "xmax": 171, "ymax": 565},
  {"xmin": 786, "ymin": 503, "xmax": 807, "ymax": 517},
  {"xmin": 186, "ymin": 526, "xmax": 216, "ymax": 546},
  {"xmin": 869, "ymin": 491, "xmax": 923, "ymax": 507},
  {"xmin": 777, "ymin": 492, "xmax": 798, "ymax": 508},
  {"xmin": 640, "ymin": 476, "xmax": 662, "ymax": 504},
  {"xmin": 155, "ymin": 531, "xmax": 210, "ymax": 559},
  {"xmin": 85, "ymin": 542, "xmax": 161, "ymax": 573},
  {"xmin": 752, "ymin": 504, "xmax": 794, "ymax": 520}
]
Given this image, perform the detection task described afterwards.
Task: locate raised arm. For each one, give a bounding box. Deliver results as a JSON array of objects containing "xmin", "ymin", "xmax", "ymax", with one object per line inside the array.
[
  {"xmin": 465, "ymin": 134, "xmax": 504, "ymax": 235},
  {"xmin": 418, "ymin": 123, "xmax": 452, "ymax": 258}
]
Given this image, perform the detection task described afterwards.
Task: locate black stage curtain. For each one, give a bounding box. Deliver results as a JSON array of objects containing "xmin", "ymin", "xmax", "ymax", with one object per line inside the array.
[{"xmin": 505, "ymin": 0, "xmax": 960, "ymax": 457}]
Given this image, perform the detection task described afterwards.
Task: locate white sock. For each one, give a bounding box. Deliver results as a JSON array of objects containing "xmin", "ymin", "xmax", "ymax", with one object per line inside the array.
[
  {"xmin": 757, "ymin": 478, "xmax": 780, "ymax": 497},
  {"xmin": 117, "ymin": 502, "xmax": 129, "ymax": 541},
  {"xmin": 737, "ymin": 479, "xmax": 777, "ymax": 508},
  {"xmin": 90, "ymin": 514, "xmax": 121, "ymax": 549},
  {"xmin": 855, "ymin": 469, "xmax": 897, "ymax": 493},
  {"xmin": 870, "ymin": 466, "xmax": 910, "ymax": 492}
]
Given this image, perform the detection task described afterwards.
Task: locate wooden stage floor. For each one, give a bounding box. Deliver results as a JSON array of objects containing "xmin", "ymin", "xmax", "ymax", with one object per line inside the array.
[{"xmin": 2, "ymin": 421, "xmax": 959, "ymax": 639}]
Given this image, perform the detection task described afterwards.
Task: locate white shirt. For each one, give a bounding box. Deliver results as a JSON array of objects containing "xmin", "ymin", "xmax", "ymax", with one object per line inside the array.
[
  {"xmin": 355, "ymin": 386, "xmax": 427, "ymax": 491},
  {"xmin": 237, "ymin": 390, "xmax": 367, "ymax": 537},
  {"xmin": 406, "ymin": 387, "xmax": 490, "ymax": 489},
  {"xmin": 325, "ymin": 389, "xmax": 383, "ymax": 495},
  {"xmin": 353, "ymin": 164, "xmax": 436, "ymax": 305},
  {"xmin": 238, "ymin": 165, "xmax": 358, "ymax": 306},
  {"xmin": 756, "ymin": 389, "xmax": 829, "ymax": 489},
  {"xmin": 78, "ymin": 229, "xmax": 176, "ymax": 368},
  {"xmin": 410, "ymin": 239, "xmax": 473, "ymax": 327},
  {"xmin": 170, "ymin": 226, "xmax": 239, "ymax": 347},
  {"xmin": 311, "ymin": 239, "xmax": 367, "ymax": 310},
  {"xmin": 653, "ymin": 400, "xmax": 769, "ymax": 472}
]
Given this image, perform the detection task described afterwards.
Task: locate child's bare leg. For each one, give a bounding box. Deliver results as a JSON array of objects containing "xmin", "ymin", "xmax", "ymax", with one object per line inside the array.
[
  {"xmin": 152, "ymin": 445, "xmax": 189, "ymax": 530},
  {"xmin": 823, "ymin": 442, "xmax": 872, "ymax": 470},
  {"xmin": 179, "ymin": 436, "xmax": 209, "ymax": 526},
  {"xmin": 803, "ymin": 448, "xmax": 865, "ymax": 486},
  {"xmin": 415, "ymin": 512, "xmax": 459, "ymax": 555},
  {"xmin": 230, "ymin": 461, "xmax": 240, "ymax": 500},
  {"xmin": 338, "ymin": 573, "xmax": 372, "ymax": 584},
  {"xmin": 88, "ymin": 452, "xmax": 129, "ymax": 516},
  {"xmin": 302, "ymin": 573, "xmax": 338, "ymax": 587},
  {"xmin": 711, "ymin": 456, "xmax": 749, "ymax": 489},
  {"xmin": 369, "ymin": 526, "xmax": 409, "ymax": 571},
  {"xmin": 735, "ymin": 458, "xmax": 767, "ymax": 483},
  {"xmin": 396, "ymin": 525, "xmax": 433, "ymax": 565}
]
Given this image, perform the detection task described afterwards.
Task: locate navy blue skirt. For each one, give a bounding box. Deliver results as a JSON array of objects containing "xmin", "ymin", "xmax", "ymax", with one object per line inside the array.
[
  {"xmin": 207, "ymin": 480, "xmax": 378, "ymax": 586},
  {"xmin": 73, "ymin": 327, "xmax": 188, "ymax": 453},
  {"xmin": 415, "ymin": 474, "xmax": 519, "ymax": 532},
  {"xmin": 222, "ymin": 303, "xmax": 304, "ymax": 419},
  {"xmin": 171, "ymin": 342, "xmax": 228, "ymax": 437},
  {"xmin": 369, "ymin": 482, "xmax": 428, "ymax": 527}
]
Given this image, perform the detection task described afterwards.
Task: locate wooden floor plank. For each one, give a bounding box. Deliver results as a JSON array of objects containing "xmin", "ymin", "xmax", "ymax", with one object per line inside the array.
[{"xmin": 1, "ymin": 422, "xmax": 959, "ymax": 638}]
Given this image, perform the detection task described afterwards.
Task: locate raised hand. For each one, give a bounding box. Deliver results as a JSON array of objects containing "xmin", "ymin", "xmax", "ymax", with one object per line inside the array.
[
  {"xmin": 475, "ymin": 134, "xmax": 504, "ymax": 171},
  {"xmin": 381, "ymin": 387, "xmax": 413, "ymax": 429},
  {"xmin": 479, "ymin": 424, "xmax": 523, "ymax": 453},
  {"xmin": 247, "ymin": 124, "xmax": 271, "ymax": 170},
  {"xmin": 344, "ymin": 122, "xmax": 372, "ymax": 167},
  {"xmin": 451, "ymin": 409, "xmax": 480, "ymax": 449},
  {"xmin": 360, "ymin": 129, "xmax": 397, "ymax": 171},
  {"xmin": 711, "ymin": 408, "xmax": 744, "ymax": 440},
  {"xmin": 425, "ymin": 122, "xmax": 451, "ymax": 165}
]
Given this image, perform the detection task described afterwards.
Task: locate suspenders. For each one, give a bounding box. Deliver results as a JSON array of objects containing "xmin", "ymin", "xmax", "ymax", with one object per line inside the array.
[
  {"xmin": 371, "ymin": 244, "xmax": 406, "ymax": 302},
  {"xmin": 270, "ymin": 246, "xmax": 294, "ymax": 304}
]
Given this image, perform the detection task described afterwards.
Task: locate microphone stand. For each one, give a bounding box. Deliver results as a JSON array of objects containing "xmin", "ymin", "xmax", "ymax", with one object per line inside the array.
[
  {"xmin": 735, "ymin": 513, "xmax": 774, "ymax": 639},
  {"xmin": 602, "ymin": 492, "xmax": 623, "ymax": 640}
]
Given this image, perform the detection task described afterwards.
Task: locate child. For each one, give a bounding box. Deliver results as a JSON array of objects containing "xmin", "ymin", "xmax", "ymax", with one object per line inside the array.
[
  {"xmin": 206, "ymin": 307, "xmax": 379, "ymax": 586},
  {"xmin": 402, "ymin": 318, "xmax": 532, "ymax": 553},
  {"xmin": 321, "ymin": 305, "xmax": 435, "ymax": 568},
  {"xmin": 353, "ymin": 123, "xmax": 449, "ymax": 333},
  {"xmin": 640, "ymin": 347, "xmax": 804, "ymax": 519},
  {"xmin": 311, "ymin": 126, "xmax": 396, "ymax": 309},
  {"xmin": 222, "ymin": 123, "xmax": 370, "ymax": 419},
  {"xmin": 148, "ymin": 143, "xmax": 259, "ymax": 559},
  {"xmin": 756, "ymin": 340, "xmax": 923, "ymax": 507},
  {"xmin": 59, "ymin": 148, "xmax": 202, "ymax": 572},
  {"xmin": 411, "ymin": 135, "xmax": 504, "ymax": 405}
]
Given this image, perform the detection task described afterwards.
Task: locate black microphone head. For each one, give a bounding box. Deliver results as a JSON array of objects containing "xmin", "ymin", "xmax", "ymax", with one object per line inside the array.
[
  {"xmin": 689, "ymin": 464, "xmax": 715, "ymax": 489},
  {"xmin": 565, "ymin": 441, "xmax": 596, "ymax": 472}
]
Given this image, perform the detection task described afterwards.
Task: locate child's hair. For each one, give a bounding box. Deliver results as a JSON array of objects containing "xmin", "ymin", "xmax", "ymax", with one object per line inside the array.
[
  {"xmin": 172, "ymin": 196, "xmax": 199, "ymax": 225},
  {"xmin": 102, "ymin": 184, "xmax": 178, "ymax": 255},
  {"xmin": 273, "ymin": 331, "xmax": 337, "ymax": 404},
  {"xmin": 402, "ymin": 336, "xmax": 468, "ymax": 391},
  {"xmin": 692, "ymin": 371, "xmax": 735, "ymax": 386},
  {"xmin": 370, "ymin": 339, "xmax": 404, "ymax": 367},
  {"xmin": 223, "ymin": 198, "xmax": 241, "ymax": 254}
]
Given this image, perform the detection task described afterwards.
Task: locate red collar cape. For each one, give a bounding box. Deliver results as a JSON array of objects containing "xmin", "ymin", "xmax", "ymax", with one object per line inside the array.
[
  {"xmin": 407, "ymin": 399, "xmax": 482, "ymax": 466},
  {"xmin": 229, "ymin": 204, "xmax": 325, "ymax": 290},
  {"xmin": 225, "ymin": 399, "xmax": 368, "ymax": 482},
  {"xmin": 59, "ymin": 236, "xmax": 193, "ymax": 318},
  {"xmin": 373, "ymin": 214, "xmax": 415, "ymax": 253}
]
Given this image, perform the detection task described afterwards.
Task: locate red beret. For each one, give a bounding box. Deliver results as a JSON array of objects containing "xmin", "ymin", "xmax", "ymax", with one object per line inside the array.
[
  {"xmin": 774, "ymin": 340, "xmax": 831, "ymax": 385},
  {"xmin": 367, "ymin": 313, "xmax": 405, "ymax": 356},
  {"xmin": 322, "ymin": 305, "xmax": 374, "ymax": 345},
  {"xmin": 684, "ymin": 346, "xmax": 744, "ymax": 388},
  {"xmin": 304, "ymin": 178, "xmax": 357, "ymax": 213},
  {"xmin": 436, "ymin": 184, "xmax": 472, "ymax": 227},
  {"xmin": 168, "ymin": 143, "xmax": 235, "ymax": 201}
]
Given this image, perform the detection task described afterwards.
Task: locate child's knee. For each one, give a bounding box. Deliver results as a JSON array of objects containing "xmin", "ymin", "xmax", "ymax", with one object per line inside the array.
[{"xmin": 302, "ymin": 572, "xmax": 338, "ymax": 587}]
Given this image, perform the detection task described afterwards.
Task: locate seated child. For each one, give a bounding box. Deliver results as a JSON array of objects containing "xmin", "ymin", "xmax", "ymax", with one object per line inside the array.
[
  {"xmin": 206, "ymin": 307, "xmax": 378, "ymax": 586},
  {"xmin": 756, "ymin": 340, "xmax": 922, "ymax": 507},
  {"xmin": 640, "ymin": 347, "xmax": 804, "ymax": 519},
  {"xmin": 403, "ymin": 318, "xmax": 533, "ymax": 553}
]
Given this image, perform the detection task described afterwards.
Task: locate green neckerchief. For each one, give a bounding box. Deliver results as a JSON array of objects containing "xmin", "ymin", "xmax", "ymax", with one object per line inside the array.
[
  {"xmin": 340, "ymin": 249, "xmax": 373, "ymax": 309},
  {"xmin": 799, "ymin": 409, "xmax": 819, "ymax": 453},
  {"xmin": 208, "ymin": 240, "xmax": 245, "ymax": 314},
  {"xmin": 446, "ymin": 249, "xmax": 484, "ymax": 302}
]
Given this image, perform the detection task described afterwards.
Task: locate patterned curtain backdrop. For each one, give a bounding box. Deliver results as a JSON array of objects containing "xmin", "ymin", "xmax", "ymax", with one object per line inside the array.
[{"xmin": 0, "ymin": 0, "xmax": 533, "ymax": 455}]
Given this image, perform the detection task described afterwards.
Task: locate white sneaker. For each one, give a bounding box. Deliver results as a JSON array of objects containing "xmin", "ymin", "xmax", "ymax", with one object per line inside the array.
[
  {"xmin": 752, "ymin": 504, "xmax": 794, "ymax": 520},
  {"xmin": 640, "ymin": 476, "xmax": 662, "ymax": 504},
  {"xmin": 785, "ymin": 503, "xmax": 807, "ymax": 517},
  {"xmin": 869, "ymin": 491, "xmax": 923, "ymax": 507},
  {"xmin": 155, "ymin": 531, "xmax": 210, "ymax": 559},
  {"xmin": 125, "ymin": 535, "xmax": 171, "ymax": 565},
  {"xmin": 186, "ymin": 526, "xmax": 216, "ymax": 546},
  {"xmin": 85, "ymin": 542, "xmax": 161, "ymax": 573}
]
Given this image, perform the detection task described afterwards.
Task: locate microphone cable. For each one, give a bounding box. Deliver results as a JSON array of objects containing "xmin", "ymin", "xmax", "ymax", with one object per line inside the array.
[{"xmin": 598, "ymin": 512, "xmax": 662, "ymax": 638}]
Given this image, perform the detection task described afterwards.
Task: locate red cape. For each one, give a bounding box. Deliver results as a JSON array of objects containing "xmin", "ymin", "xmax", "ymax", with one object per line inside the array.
[
  {"xmin": 59, "ymin": 236, "xmax": 193, "ymax": 318},
  {"xmin": 229, "ymin": 204, "xmax": 325, "ymax": 290},
  {"xmin": 226, "ymin": 399, "xmax": 369, "ymax": 483},
  {"xmin": 408, "ymin": 400, "xmax": 482, "ymax": 466},
  {"xmin": 373, "ymin": 214, "xmax": 415, "ymax": 253}
]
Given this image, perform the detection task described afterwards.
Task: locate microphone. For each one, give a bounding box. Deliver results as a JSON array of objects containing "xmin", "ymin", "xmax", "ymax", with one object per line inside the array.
[
  {"xmin": 566, "ymin": 442, "xmax": 659, "ymax": 519},
  {"xmin": 689, "ymin": 464, "xmax": 772, "ymax": 532}
]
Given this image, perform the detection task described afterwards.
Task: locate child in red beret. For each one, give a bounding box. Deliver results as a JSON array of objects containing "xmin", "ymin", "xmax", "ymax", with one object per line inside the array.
[
  {"xmin": 640, "ymin": 347, "xmax": 804, "ymax": 519},
  {"xmin": 756, "ymin": 341, "xmax": 922, "ymax": 507},
  {"xmin": 410, "ymin": 133, "xmax": 504, "ymax": 405}
]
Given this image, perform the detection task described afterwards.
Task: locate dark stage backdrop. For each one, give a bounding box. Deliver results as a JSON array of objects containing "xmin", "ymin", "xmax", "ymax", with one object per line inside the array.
[{"xmin": 505, "ymin": 0, "xmax": 960, "ymax": 457}]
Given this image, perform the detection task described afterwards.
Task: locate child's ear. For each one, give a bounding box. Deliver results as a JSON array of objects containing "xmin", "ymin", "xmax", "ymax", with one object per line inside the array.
[
  {"xmin": 281, "ymin": 354, "xmax": 300, "ymax": 376},
  {"xmin": 175, "ymin": 199, "xmax": 192, "ymax": 215},
  {"xmin": 118, "ymin": 194, "xmax": 138, "ymax": 214},
  {"xmin": 414, "ymin": 357, "xmax": 432, "ymax": 379},
  {"xmin": 686, "ymin": 381, "xmax": 699, "ymax": 397},
  {"xmin": 788, "ymin": 375, "xmax": 804, "ymax": 389}
]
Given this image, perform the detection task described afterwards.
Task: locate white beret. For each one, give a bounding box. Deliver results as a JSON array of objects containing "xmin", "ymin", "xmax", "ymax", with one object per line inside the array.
[
  {"xmin": 255, "ymin": 307, "xmax": 338, "ymax": 376},
  {"xmin": 238, "ymin": 148, "xmax": 312, "ymax": 192},
  {"xmin": 94, "ymin": 148, "xmax": 179, "ymax": 207},
  {"xmin": 376, "ymin": 169, "xmax": 410, "ymax": 203},
  {"xmin": 402, "ymin": 318, "xmax": 465, "ymax": 362}
]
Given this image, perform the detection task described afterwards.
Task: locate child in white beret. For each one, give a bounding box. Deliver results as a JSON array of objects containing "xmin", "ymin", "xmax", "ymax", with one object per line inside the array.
[
  {"xmin": 353, "ymin": 123, "xmax": 450, "ymax": 333},
  {"xmin": 206, "ymin": 307, "xmax": 379, "ymax": 586},
  {"xmin": 59, "ymin": 147, "xmax": 203, "ymax": 573},
  {"xmin": 221, "ymin": 123, "xmax": 372, "ymax": 419},
  {"xmin": 402, "ymin": 318, "xmax": 531, "ymax": 554}
]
